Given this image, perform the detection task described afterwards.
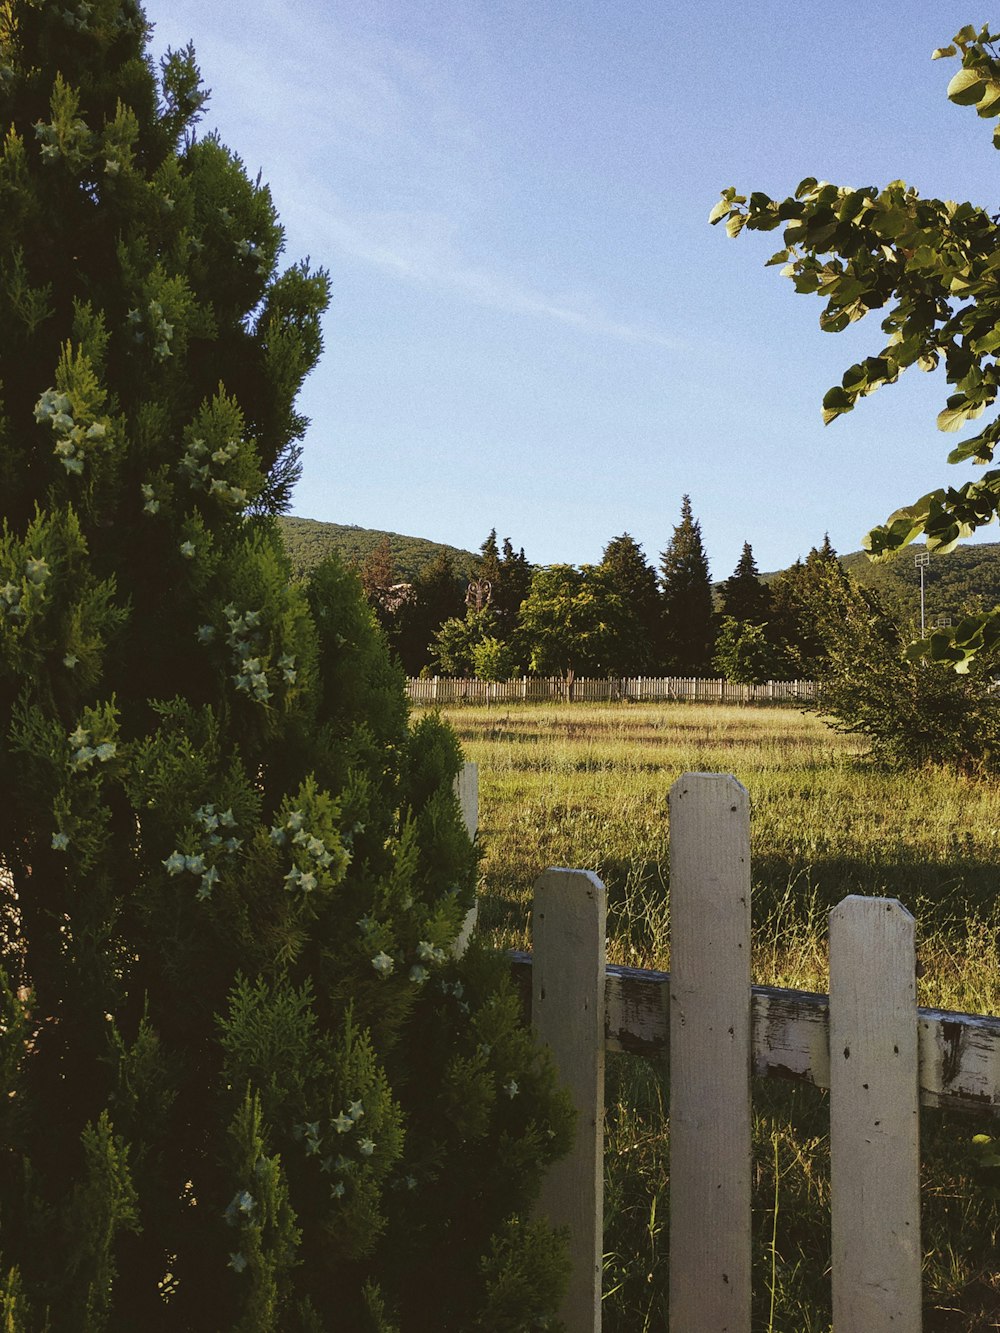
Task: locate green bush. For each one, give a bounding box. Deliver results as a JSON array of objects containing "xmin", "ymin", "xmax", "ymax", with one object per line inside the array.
[
  {"xmin": 815, "ymin": 587, "xmax": 1000, "ymax": 772},
  {"xmin": 0, "ymin": 4, "xmax": 571, "ymax": 1328}
]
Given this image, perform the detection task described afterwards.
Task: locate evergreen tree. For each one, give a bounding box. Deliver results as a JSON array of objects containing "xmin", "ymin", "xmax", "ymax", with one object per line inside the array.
[
  {"xmin": 719, "ymin": 541, "xmax": 771, "ymax": 624},
  {"xmin": 599, "ymin": 532, "xmax": 662, "ymax": 674},
  {"xmin": 394, "ymin": 551, "xmax": 466, "ymax": 675},
  {"xmin": 659, "ymin": 496, "xmax": 715, "ymax": 673},
  {"xmin": 0, "ymin": 5, "xmax": 571, "ymax": 1328},
  {"xmin": 769, "ymin": 536, "xmax": 853, "ymax": 676},
  {"xmin": 474, "ymin": 530, "xmax": 532, "ymax": 640},
  {"xmin": 498, "ymin": 537, "xmax": 533, "ymax": 626},
  {"xmin": 477, "ymin": 528, "xmax": 502, "ymax": 592}
]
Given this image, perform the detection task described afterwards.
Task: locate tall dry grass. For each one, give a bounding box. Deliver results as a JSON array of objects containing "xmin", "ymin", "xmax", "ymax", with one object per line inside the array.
[{"xmin": 430, "ymin": 700, "xmax": 1000, "ymax": 1332}]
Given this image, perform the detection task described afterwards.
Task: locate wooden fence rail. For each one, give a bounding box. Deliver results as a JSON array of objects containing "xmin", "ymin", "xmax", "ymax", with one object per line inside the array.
[
  {"xmin": 497, "ymin": 772, "xmax": 1000, "ymax": 1333},
  {"xmin": 408, "ymin": 674, "xmax": 817, "ymax": 705}
]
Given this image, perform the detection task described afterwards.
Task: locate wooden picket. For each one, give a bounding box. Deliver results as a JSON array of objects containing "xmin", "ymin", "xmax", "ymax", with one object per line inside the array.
[
  {"xmin": 829, "ymin": 897, "xmax": 922, "ymax": 1330},
  {"xmin": 498, "ymin": 771, "xmax": 1000, "ymax": 1333},
  {"xmin": 452, "ymin": 761, "xmax": 478, "ymax": 955},
  {"xmin": 531, "ymin": 869, "xmax": 606, "ymax": 1331},
  {"xmin": 667, "ymin": 773, "xmax": 752, "ymax": 1331}
]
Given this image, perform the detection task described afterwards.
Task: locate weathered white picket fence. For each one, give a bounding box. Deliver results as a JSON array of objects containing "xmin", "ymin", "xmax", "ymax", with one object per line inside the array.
[
  {"xmin": 493, "ymin": 772, "xmax": 1000, "ymax": 1333},
  {"xmin": 409, "ymin": 674, "xmax": 816, "ymax": 705}
]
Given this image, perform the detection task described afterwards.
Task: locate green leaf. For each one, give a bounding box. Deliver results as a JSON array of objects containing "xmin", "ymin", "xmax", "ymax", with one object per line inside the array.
[
  {"xmin": 931, "ymin": 45, "xmax": 957, "ymax": 59},
  {"xmin": 947, "ymin": 431, "xmax": 995, "ymax": 464},
  {"xmin": 708, "ymin": 198, "xmax": 731, "ymax": 225},
  {"xmin": 903, "ymin": 637, "xmax": 930, "ymax": 662},
  {"xmin": 937, "ymin": 402, "xmax": 974, "ymax": 432},
  {"xmin": 725, "ymin": 212, "xmax": 746, "ymax": 238},
  {"xmin": 947, "ymin": 67, "xmax": 987, "ymax": 105},
  {"xmin": 821, "ymin": 385, "xmax": 853, "ymax": 423}
]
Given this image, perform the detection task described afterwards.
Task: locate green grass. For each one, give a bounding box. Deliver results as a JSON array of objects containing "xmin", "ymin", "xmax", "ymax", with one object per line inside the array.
[{"xmin": 431, "ymin": 700, "xmax": 1000, "ymax": 1332}]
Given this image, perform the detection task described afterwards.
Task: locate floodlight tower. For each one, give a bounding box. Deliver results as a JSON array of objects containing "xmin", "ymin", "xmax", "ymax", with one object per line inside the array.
[{"xmin": 915, "ymin": 550, "xmax": 930, "ymax": 636}]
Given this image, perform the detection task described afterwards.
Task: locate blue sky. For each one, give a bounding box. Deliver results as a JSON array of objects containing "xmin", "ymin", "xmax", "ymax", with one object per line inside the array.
[{"xmin": 142, "ymin": 0, "xmax": 999, "ymax": 579}]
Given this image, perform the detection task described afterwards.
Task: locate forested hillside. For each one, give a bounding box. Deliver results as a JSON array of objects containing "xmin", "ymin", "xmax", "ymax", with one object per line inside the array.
[
  {"xmin": 278, "ymin": 515, "xmax": 478, "ymax": 580},
  {"xmin": 757, "ymin": 542, "xmax": 1000, "ymax": 628},
  {"xmin": 841, "ymin": 543, "xmax": 1000, "ymax": 626},
  {"xmin": 279, "ymin": 516, "xmax": 1000, "ymax": 628}
]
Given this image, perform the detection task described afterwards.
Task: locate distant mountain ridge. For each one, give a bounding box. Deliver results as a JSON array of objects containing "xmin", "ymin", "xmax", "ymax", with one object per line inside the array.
[
  {"xmin": 277, "ymin": 516, "xmax": 479, "ymax": 582},
  {"xmin": 277, "ymin": 516, "xmax": 1000, "ymax": 625}
]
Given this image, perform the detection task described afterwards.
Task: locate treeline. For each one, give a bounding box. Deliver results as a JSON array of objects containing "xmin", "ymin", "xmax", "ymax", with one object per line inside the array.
[
  {"xmin": 327, "ymin": 503, "xmax": 1000, "ymax": 773},
  {"xmin": 348, "ymin": 496, "xmax": 880, "ymax": 687}
]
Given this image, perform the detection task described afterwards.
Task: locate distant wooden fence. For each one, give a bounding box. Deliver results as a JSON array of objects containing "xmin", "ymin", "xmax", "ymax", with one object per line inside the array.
[
  {"xmin": 408, "ymin": 674, "xmax": 816, "ymax": 705},
  {"xmin": 500, "ymin": 773, "xmax": 1000, "ymax": 1333}
]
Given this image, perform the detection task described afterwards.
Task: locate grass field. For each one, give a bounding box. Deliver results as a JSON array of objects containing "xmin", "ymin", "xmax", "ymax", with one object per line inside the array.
[{"xmin": 432, "ymin": 701, "xmax": 1000, "ymax": 1332}]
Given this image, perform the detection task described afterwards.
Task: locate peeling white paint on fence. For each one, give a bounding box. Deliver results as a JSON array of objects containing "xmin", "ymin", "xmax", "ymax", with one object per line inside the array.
[
  {"xmin": 531, "ymin": 868, "xmax": 606, "ymax": 1333},
  {"xmin": 496, "ymin": 768, "xmax": 1000, "ymax": 1332},
  {"xmin": 668, "ymin": 773, "xmax": 752, "ymax": 1332},
  {"xmin": 830, "ymin": 896, "xmax": 921, "ymax": 1331}
]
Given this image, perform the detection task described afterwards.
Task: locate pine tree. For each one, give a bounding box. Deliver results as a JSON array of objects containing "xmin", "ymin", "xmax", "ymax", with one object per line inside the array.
[
  {"xmin": 599, "ymin": 533, "xmax": 662, "ymax": 673},
  {"xmin": 0, "ymin": 5, "xmax": 571, "ymax": 1328},
  {"xmin": 477, "ymin": 528, "xmax": 502, "ymax": 592},
  {"xmin": 659, "ymin": 496, "xmax": 715, "ymax": 673},
  {"xmin": 719, "ymin": 541, "xmax": 771, "ymax": 625}
]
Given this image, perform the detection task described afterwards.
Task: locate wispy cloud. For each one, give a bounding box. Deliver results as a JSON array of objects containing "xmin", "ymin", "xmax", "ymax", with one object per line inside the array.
[
  {"xmin": 152, "ymin": 0, "xmax": 679, "ymax": 350},
  {"xmin": 294, "ymin": 200, "xmax": 682, "ymax": 349}
]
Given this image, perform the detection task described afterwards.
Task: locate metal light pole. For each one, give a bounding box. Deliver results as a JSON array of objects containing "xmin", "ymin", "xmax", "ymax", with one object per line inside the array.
[{"xmin": 914, "ymin": 550, "xmax": 929, "ymax": 636}]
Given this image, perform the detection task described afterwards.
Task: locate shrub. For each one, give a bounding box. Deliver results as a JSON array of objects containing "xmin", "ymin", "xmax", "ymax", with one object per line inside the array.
[{"xmin": 0, "ymin": 5, "xmax": 570, "ymax": 1328}]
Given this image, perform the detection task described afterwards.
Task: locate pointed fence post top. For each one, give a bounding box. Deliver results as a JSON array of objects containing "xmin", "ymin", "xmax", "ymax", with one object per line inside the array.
[
  {"xmin": 533, "ymin": 868, "xmax": 607, "ymax": 960},
  {"xmin": 829, "ymin": 894, "xmax": 915, "ymax": 928},
  {"xmin": 669, "ymin": 771, "xmax": 749, "ymax": 807}
]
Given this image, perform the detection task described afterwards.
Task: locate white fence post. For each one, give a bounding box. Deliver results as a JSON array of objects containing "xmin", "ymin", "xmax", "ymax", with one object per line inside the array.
[
  {"xmin": 532, "ymin": 867, "xmax": 606, "ymax": 1333},
  {"xmin": 452, "ymin": 762, "xmax": 478, "ymax": 956},
  {"xmin": 829, "ymin": 896, "xmax": 921, "ymax": 1332},
  {"xmin": 668, "ymin": 772, "xmax": 752, "ymax": 1333}
]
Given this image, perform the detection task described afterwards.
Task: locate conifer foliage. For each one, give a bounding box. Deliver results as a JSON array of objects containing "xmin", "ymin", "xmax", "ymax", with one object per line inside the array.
[
  {"xmin": 718, "ymin": 541, "xmax": 770, "ymax": 625},
  {"xmin": 0, "ymin": 4, "xmax": 571, "ymax": 1328},
  {"xmin": 659, "ymin": 495, "xmax": 715, "ymax": 673}
]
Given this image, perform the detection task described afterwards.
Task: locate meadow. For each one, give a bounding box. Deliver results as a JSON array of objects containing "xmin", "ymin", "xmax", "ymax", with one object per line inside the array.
[{"xmin": 432, "ymin": 700, "xmax": 1000, "ymax": 1332}]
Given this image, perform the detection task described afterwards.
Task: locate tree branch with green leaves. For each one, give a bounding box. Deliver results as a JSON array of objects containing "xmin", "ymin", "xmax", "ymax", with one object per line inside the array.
[{"xmin": 710, "ymin": 23, "xmax": 1000, "ymax": 668}]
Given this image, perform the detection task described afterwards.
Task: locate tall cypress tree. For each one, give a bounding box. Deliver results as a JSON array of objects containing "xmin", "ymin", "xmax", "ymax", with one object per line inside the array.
[
  {"xmin": 659, "ymin": 495, "xmax": 715, "ymax": 673},
  {"xmin": 0, "ymin": 4, "xmax": 570, "ymax": 1328}
]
